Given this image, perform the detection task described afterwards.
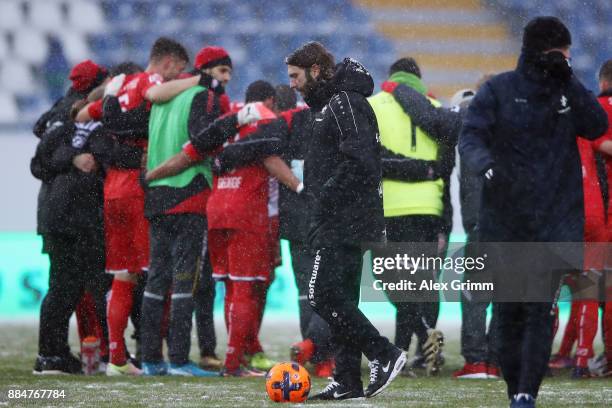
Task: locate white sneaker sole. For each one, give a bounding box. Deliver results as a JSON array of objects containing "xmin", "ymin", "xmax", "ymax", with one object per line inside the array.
[
  {"xmin": 455, "ymin": 373, "xmax": 489, "ymax": 379},
  {"xmin": 367, "ymin": 352, "xmax": 407, "ymax": 398},
  {"xmin": 32, "ymin": 370, "xmax": 68, "ymax": 375}
]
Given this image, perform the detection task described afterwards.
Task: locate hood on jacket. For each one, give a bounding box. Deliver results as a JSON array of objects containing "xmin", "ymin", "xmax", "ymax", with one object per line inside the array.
[{"xmin": 304, "ymin": 57, "xmax": 374, "ymax": 110}]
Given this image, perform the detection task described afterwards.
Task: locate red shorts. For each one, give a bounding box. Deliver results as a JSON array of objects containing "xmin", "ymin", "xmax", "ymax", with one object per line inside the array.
[
  {"xmin": 104, "ymin": 197, "xmax": 150, "ymax": 274},
  {"xmin": 209, "ymin": 229, "xmax": 272, "ymax": 282}
]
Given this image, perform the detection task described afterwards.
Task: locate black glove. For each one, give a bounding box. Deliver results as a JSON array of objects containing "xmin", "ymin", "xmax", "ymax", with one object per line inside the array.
[
  {"xmin": 197, "ymin": 72, "xmax": 225, "ymax": 95},
  {"xmin": 544, "ymin": 51, "xmax": 573, "ymax": 83}
]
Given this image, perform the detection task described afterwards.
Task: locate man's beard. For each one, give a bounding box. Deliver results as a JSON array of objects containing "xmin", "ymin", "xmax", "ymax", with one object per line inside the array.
[{"xmin": 301, "ymin": 69, "xmax": 319, "ymax": 98}]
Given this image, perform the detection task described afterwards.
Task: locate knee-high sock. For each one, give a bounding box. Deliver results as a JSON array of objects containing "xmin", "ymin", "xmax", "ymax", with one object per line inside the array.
[
  {"xmin": 77, "ymin": 291, "xmax": 108, "ymax": 358},
  {"xmin": 223, "ymin": 280, "xmax": 233, "ymax": 333},
  {"xmin": 558, "ymin": 302, "xmax": 579, "ymax": 357},
  {"xmin": 224, "ymin": 281, "xmax": 259, "ymax": 370},
  {"xmin": 574, "ymin": 300, "xmax": 599, "ymax": 367},
  {"xmin": 245, "ymin": 282, "xmax": 267, "ymax": 356},
  {"xmin": 107, "ymin": 279, "xmax": 135, "ymax": 366}
]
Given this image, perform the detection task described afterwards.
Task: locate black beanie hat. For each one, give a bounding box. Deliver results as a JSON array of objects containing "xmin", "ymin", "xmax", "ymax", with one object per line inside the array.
[{"xmin": 523, "ymin": 16, "xmax": 571, "ymax": 52}]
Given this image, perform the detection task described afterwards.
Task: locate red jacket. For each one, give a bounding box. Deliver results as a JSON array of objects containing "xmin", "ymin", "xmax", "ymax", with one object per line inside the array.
[{"xmin": 592, "ymin": 92, "xmax": 612, "ymax": 224}]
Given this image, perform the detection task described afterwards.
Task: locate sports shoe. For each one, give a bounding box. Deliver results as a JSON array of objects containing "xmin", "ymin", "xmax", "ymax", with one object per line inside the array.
[
  {"xmin": 453, "ymin": 362, "xmax": 488, "ymax": 379},
  {"xmin": 290, "ymin": 339, "xmax": 315, "ymax": 365},
  {"xmin": 487, "ymin": 364, "xmax": 501, "ymax": 379},
  {"xmin": 364, "ymin": 346, "xmax": 407, "ymax": 398},
  {"xmin": 142, "ymin": 361, "xmax": 168, "ymax": 376},
  {"xmin": 249, "ymin": 352, "xmax": 276, "ymax": 371},
  {"xmin": 105, "ymin": 361, "xmax": 142, "ymax": 376},
  {"xmin": 168, "ymin": 361, "xmax": 218, "ymax": 377},
  {"xmin": 309, "ymin": 380, "xmax": 364, "ymax": 400},
  {"xmin": 548, "ymin": 354, "xmax": 573, "ymax": 369},
  {"xmin": 314, "ymin": 359, "xmax": 334, "ymax": 378},
  {"xmin": 423, "ymin": 329, "xmax": 444, "ymax": 376},
  {"xmin": 587, "ymin": 353, "xmax": 608, "ymax": 377},
  {"xmin": 510, "ymin": 393, "xmax": 535, "ymax": 408},
  {"xmin": 220, "ymin": 367, "xmax": 266, "ymax": 377},
  {"xmin": 571, "ymin": 366, "xmax": 591, "ymax": 379},
  {"xmin": 199, "ymin": 355, "xmax": 223, "ymax": 371},
  {"xmin": 33, "ymin": 354, "xmax": 82, "ymax": 375}
]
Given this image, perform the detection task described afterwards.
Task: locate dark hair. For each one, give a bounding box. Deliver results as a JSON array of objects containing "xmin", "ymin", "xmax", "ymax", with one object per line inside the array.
[
  {"xmin": 285, "ymin": 41, "xmax": 335, "ymax": 80},
  {"xmin": 110, "ymin": 62, "xmax": 144, "ymax": 77},
  {"xmin": 389, "ymin": 57, "xmax": 421, "ymax": 78},
  {"xmin": 245, "ymin": 80, "xmax": 276, "ymax": 103},
  {"xmin": 150, "ymin": 37, "xmax": 189, "ymax": 63},
  {"xmin": 599, "ymin": 60, "xmax": 612, "ymax": 83},
  {"xmin": 274, "ymin": 84, "xmax": 297, "ymax": 111}
]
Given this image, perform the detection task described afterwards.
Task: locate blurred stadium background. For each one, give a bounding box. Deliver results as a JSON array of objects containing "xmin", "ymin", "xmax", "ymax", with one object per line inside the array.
[{"xmin": 1, "ymin": 0, "xmax": 609, "ymax": 319}]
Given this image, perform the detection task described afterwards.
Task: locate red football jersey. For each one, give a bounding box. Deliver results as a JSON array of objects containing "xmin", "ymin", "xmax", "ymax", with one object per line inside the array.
[
  {"xmin": 98, "ymin": 72, "xmax": 163, "ymax": 200},
  {"xmin": 592, "ymin": 95, "xmax": 612, "ymax": 223},
  {"xmin": 578, "ymin": 137, "xmax": 605, "ymax": 223},
  {"xmin": 206, "ymin": 119, "xmax": 278, "ymax": 232}
]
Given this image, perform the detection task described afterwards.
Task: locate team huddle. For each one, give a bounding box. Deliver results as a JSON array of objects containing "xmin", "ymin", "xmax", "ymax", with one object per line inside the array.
[{"xmin": 29, "ymin": 15, "xmax": 612, "ymax": 406}]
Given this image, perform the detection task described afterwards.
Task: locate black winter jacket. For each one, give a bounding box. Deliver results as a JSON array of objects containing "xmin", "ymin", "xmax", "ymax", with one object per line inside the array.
[
  {"xmin": 459, "ymin": 52, "xmax": 608, "ymax": 242},
  {"xmin": 31, "ymin": 122, "xmax": 105, "ymax": 236},
  {"xmin": 31, "ymin": 90, "xmax": 87, "ymax": 235},
  {"xmin": 303, "ymin": 58, "xmax": 386, "ymax": 248}
]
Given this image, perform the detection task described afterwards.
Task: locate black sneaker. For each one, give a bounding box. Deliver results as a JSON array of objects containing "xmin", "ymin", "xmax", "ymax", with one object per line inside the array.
[
  {"xmin": 364, "ymin": 346, "xmax": 407, "ymax": 398},
  {"xmin": 309, "ymin": 380, "xmax": 364, "ymax": 400},
  {"xmin": 33, "ymin": 354, "xmax": 82, "ymax": 375}
]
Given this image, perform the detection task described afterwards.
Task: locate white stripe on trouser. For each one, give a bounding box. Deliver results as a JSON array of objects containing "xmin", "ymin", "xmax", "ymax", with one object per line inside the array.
[
  {"xmin": 171, "ymin": 293, "xmax": 192, "ymax": 300},
  {"xmin": 143, "ymin": 291, "xmax": 164, "ymax": 301},
  {"xmin": 227, "ymin": 275, "xmax": 267, "ymax": 281}
]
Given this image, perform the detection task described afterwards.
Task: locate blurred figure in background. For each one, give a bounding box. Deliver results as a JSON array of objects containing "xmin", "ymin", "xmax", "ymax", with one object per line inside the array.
[{"xmin": 451, "ymin": 77, "xmax": 502, "ymax": 380}]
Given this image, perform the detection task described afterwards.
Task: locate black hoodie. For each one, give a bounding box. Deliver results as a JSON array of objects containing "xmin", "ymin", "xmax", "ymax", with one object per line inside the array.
[{"xmin": 303, "ymin": 58, "xmax": 386, "ymax": 248}]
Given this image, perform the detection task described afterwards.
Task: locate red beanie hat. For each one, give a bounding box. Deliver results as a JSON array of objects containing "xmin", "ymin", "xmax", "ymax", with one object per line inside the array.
[
  {"xmin": 69, "ymin": 60, "xmax": 107, "ymax": 92},
  {"xmin": 194, "ymin": 46, "xmax": 232, "ymax": 70}
]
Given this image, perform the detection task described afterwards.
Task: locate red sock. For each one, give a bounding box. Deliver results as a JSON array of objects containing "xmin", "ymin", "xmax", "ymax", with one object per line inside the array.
[
  {"xmin": 604, "ymin": 302, "xmax": 612, "ymax": 363},
  {"xmin": 575, "ymin": 300, "xmax": 599, "ymax": 367},
  {"xmin": 75, "ymin": 293, "xmax": 90, "ymax": 342},
  {"xmin": 224, "ymin": 281, "xmax": 258, "ymax": 371},
  {"xmin": 224, "ymin": 280, "xmax": 233, "ymax": 333},
  {"xmin": 558, "ymin": 301, "xmax": 579, "ymax": 357},
  {"xmin": 107, "ymin": 279, "xmax": 135, "ymax": 366},
  {"xmin": 245, "ymin": 282, "xmax": 267, "ymax": 355}
]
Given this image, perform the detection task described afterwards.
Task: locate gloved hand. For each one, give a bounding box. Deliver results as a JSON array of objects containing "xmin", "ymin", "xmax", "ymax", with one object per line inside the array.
[
  {"xmin": 103, "ymin": 74, "xmax": 125, "ymax": 97},
  {"xmin": 236, "ymin": 102, "xmax": 264, "ymax": 126},
  {"xmin": 198, "ymin": 72, "xmax": 225, "ymax": 95},
  {"xmin": 381, "ymin": 81, "xmax": 399, "ymax": 93},
  {"xmin": 544, "ymin": 51, "xmax": 572, "ymax": 82}
]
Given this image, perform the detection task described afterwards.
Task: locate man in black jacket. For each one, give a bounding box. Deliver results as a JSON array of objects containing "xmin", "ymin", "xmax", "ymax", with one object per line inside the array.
[
  {"xmin": 31, "ymin": 116, "xmax": 110, "ymax": 374},
  {"xmin": 460, "ymin": 17, "xmax": 608, "ymax": 407},
  {"xmin": 285, "ymin": 42, "xmax": 406, "ymax": 399}
]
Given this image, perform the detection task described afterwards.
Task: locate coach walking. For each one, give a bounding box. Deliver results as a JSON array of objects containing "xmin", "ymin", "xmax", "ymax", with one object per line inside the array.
[{"xmin": 459, "ymin": 17, "xmax": 607, "ymax": 408}]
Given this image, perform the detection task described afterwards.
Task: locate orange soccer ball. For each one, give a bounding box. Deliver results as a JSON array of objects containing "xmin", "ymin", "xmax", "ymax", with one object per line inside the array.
[{"xmin": 265, "ymin": 362, "xmax": 311, "ymax": 403}]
